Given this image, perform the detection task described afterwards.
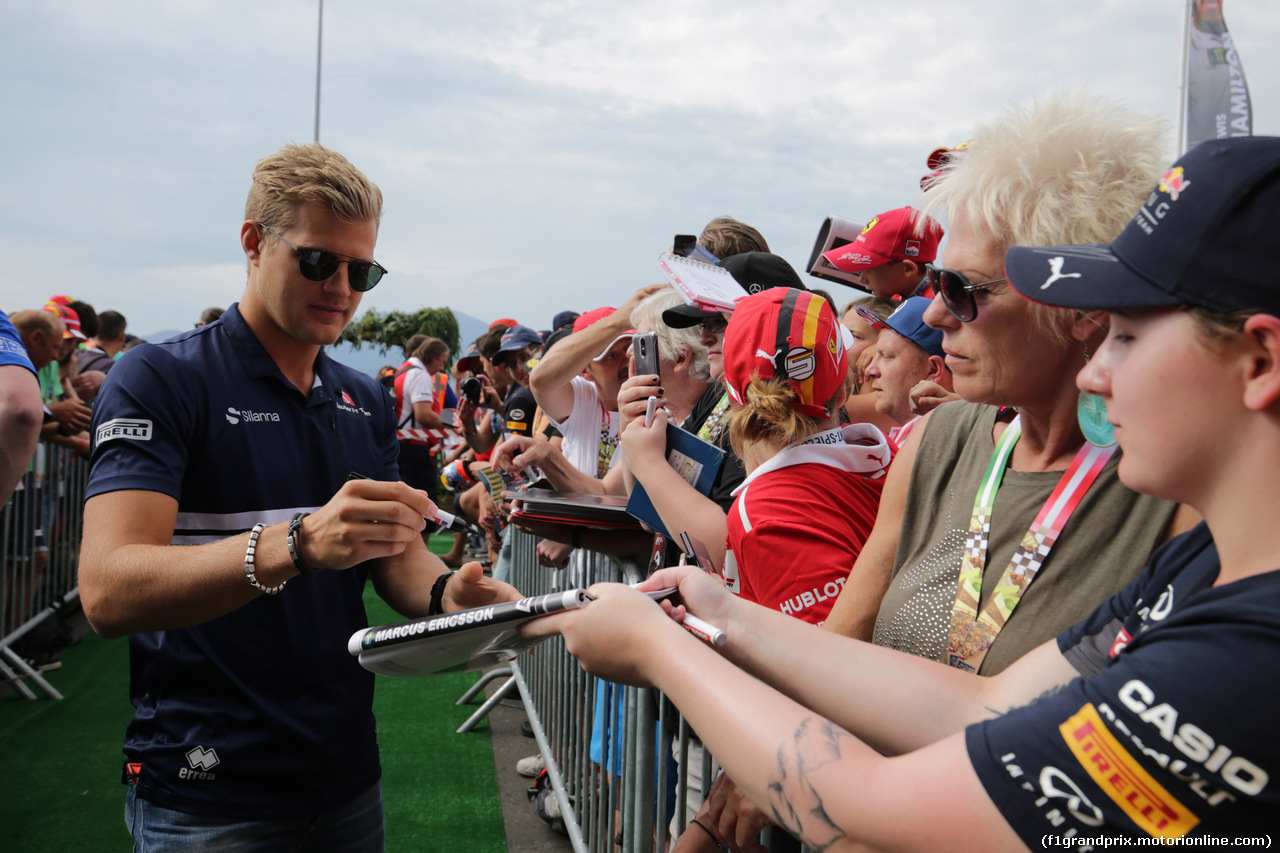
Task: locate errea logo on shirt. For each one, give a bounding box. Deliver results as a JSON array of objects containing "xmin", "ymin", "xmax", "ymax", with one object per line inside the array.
[
  {"xmin": 96, "ymin": 418, "xmax": 153, "ymax": 445},
  {"xmin": 226, "ymin": 407, "xmax": 280, "ymax": 425},
  {"xmin": 179, "ymin": 745, "xmax": 219, "ymax": 781}
]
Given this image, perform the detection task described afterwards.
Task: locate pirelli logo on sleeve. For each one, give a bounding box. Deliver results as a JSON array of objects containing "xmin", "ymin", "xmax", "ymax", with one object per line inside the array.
[
  {"xmin": 1059, "ymin": 703, "xmax": 1200, "ymax": 839},
  {"xmin": 96, "ymin": 418, "xmax": 154, "ymax": 445}
]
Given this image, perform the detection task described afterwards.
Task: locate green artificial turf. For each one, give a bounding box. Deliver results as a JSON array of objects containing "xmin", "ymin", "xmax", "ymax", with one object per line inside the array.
[
  {"xmin": 0, "ymin": 625, "xmax": 134, "ymax": 851},
  {"xmin": 0, "ymin": 533, "xmax": 504, "ymax": 851},
  {"xmin": 366, "ymin": 563, "xmax": 507, "ymax": 852}
]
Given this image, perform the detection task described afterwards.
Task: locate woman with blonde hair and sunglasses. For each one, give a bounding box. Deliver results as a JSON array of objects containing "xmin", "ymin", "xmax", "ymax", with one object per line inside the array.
[{"xmin": 823, "ymin": 92, "xmax": 1199, "ymax": 677}]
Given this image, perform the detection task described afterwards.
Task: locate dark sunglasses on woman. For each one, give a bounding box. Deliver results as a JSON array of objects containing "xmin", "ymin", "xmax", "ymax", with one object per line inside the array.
[{"xmin": 926, "ymin": 264, "xmax": 1006, "ymax": 322}]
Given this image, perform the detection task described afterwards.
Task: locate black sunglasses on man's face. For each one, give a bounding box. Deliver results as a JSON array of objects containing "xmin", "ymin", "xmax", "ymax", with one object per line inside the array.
[{"xmin": 258, "ymin": 223, "xmax": 388, "ymax": 293}]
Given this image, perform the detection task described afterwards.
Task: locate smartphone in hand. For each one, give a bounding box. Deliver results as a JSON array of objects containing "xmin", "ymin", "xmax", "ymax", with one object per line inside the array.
[{"xmin": 633, "ymin": 331, "xmax": 659, "ymax": 379}]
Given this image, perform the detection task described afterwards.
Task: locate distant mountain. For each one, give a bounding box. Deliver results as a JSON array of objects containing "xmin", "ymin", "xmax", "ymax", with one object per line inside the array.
[
  {"xmin": 453, "ymin": 311, "xmax": 491, "ymax": 356},
  {"xmin": 144, "ymin": 310, "xmax": 492, "ymax": 380}
]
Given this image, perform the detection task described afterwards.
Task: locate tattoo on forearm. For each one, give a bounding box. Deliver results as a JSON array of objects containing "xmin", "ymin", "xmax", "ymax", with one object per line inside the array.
[{"xmin": 765, "ymin": 718, "xmax": 849, "ymax": 852}]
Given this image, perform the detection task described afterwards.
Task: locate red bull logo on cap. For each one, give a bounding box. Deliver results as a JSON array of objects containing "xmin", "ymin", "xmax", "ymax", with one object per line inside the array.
[
  {"xmin": 1135, "ymin": 167, "xmax": 1192, "ymax": 236},
  {"xmin": 1158, "ymin": 166, "xmax": 1191, "ymax": 201}
]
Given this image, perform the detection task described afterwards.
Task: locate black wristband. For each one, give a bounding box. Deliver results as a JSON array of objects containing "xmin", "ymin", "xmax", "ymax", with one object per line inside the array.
[
  {"xmin": 428, "ymin": 571, "xmax": 454, "ymax": 616},
  {"xmin": 690, "ymin": 818, "xmax": 721, "ymax": 846},
  {"xmin": 287, "ymin": 512, "xmax": 319, "ymax": 574}
]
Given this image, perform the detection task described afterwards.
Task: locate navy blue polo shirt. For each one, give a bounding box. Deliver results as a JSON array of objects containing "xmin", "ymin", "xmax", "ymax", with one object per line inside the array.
[{"xmin": 87, "ymin": 303, "xmax": 399, "ymax": 819}]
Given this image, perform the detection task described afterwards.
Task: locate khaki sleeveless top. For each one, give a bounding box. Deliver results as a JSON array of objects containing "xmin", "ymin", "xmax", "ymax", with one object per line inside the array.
[{"xmin": 873, "ymin": 401, "xmax": 1176, "ymax": 674}]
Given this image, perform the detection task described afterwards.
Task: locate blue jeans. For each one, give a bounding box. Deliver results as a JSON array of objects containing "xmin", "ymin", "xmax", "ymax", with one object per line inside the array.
[
  {"xmin": 126, "ymin": 780, "xmax": 385, "ymax": 852},
  {"xmin": 492, "ymin": 524, "xmax": 513, "ymax": 583}
]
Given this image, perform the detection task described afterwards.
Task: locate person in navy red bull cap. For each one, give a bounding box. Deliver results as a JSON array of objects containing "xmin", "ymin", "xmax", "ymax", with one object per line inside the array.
[{"xmin": 1006, "ymin": 136, "xmax": 1280, "ymax": 316}]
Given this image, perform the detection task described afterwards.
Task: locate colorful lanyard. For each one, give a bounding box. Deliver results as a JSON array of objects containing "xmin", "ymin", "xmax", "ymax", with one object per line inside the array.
[
  {"xmin": 947, "ymin": 415, "xmax": 1117, "ymax": 671},
  {"xmin": 596, "ymin": 403, "xmax": 619, "ymax": 479},
  {"xmin": 696, "ymin": 392, "xmax": 731, "ymax": 444}
]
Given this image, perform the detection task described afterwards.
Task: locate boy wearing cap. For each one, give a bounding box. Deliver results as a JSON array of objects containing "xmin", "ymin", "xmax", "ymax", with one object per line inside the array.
[
  {"xmin": 821, "ymin": 206, "xmax": 944, "ymax": 301},
  {"xmin": 490, "ymin": 325, "xmax": 544, "ymax": 439},
  {"xmin": 527, "ymin": 292, "xmax": 659, "ymax": 479},
  {"xmin": 861, "ymin": 297, "xmax": 953, "ymax": 441}
]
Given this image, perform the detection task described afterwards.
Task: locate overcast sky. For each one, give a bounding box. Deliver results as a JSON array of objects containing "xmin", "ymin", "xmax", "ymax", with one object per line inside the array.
[{"xmin": 3, "ymin": 1, "xmax": 1277, "ymax": 341}]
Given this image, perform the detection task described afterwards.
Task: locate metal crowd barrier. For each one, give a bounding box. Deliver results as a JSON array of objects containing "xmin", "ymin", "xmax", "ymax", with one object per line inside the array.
[
  {"xmin": 0, "ymin": 444, "xmax": 89, "ymax": 699},
  {"xmin": 500, "ymin": 528, "xmax": 810, "ymax": 853}
]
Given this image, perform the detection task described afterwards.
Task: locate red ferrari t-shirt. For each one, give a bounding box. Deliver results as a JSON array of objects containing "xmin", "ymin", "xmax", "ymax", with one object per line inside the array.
[{"xmin": 723, "ymin": 424, "xmax": 892, "ymax": 626}]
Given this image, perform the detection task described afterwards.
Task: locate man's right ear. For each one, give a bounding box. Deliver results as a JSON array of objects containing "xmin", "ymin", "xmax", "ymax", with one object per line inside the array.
[
  {"xmin": 926, "ymin": 354, "xmax": 948, "ymax": 380},
  {"xmin": 241, "ymin": 221, "xmax": 263, "ymax": 262},
  {"xmin": 1241, "ymin": 314, "xmax": 1280, "ymax": 412}
]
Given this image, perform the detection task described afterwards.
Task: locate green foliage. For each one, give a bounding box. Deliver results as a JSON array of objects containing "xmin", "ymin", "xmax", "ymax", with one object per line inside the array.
[{"xmin": 339, "ymin": 307, "xmax": 460, "ymax": 362}]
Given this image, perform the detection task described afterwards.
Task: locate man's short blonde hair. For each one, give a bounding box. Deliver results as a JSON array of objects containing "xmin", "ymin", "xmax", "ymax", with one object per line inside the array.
[{"xmin": 245, "ymin": 142, "xmax": 383, "ymax": 237}]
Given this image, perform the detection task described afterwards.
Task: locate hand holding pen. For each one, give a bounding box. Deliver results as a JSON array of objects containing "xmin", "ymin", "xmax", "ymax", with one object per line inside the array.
[
  {"xmin": 347, "ymin": 472, "xmax": 471, "ymax": 534},
  {"xmin": 633, "ymin": 584, "xmax": 726, "ymax": 647}
]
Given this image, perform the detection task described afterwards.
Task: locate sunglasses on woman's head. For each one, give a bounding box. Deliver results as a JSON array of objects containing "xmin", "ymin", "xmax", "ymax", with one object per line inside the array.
[
  {"xmin": 926, "ymin": 264, "xmax": 1006, "ymax": 322},
  {"xmin": 257, "ymin": 223, "xmax": 388, "ymax": 293}
]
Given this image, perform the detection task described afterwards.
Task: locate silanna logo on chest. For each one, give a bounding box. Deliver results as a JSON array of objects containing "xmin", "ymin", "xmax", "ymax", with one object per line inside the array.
[{"xmin": 225, "ymin": 406, "xmax": 281, "ymax": 425}]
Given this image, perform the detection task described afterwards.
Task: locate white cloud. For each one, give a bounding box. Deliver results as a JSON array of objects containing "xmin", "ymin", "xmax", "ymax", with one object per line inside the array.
[{"xmin": 2, "ymin": 1, "xmax": 1278, "ymax": 343}]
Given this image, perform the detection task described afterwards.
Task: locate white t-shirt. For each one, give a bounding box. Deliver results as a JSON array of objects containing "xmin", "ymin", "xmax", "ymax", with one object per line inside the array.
[
  {"xmin": 401, "ymin": 357, "xmax": 436, "ymax": 430},
  {"xmin": 547, "ymin": 376, "xmax": 619, "ymax": 478}
]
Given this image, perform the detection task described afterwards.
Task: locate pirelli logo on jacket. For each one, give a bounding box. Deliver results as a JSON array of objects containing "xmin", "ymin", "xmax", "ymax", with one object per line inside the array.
[
  {"xmin": 96, "ymin": 418, "xmax": 153, "ymax": 445},
  {"xmin": 1060, "ymin": 703, "xmax": 1200, "ymax": 839}
]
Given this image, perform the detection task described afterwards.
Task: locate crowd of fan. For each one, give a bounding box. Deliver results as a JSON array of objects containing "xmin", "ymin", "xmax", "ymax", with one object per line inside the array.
[
  {"xmin": 0, "ymin": 297, "xmax": 159, "ymax": 672},
  {"xmin": 4, "ymin": 87, "xmax": 1274, "ymax": 848},
  {"xmin": 326, "ymin": 92, "xmax": 1212, "ymax": 848}
]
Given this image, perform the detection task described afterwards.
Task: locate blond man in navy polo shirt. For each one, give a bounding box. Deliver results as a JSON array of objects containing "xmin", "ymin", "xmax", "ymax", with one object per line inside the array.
[{"xmin": 81, "ymin": 143, "xmax": 520, "ymax": 852}]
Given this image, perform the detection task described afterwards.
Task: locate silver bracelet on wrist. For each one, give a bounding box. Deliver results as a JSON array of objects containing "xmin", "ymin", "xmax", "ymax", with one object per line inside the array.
[{"xmin": 244, "ymin": 522, "xmax": 286, "ymax": 595}]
